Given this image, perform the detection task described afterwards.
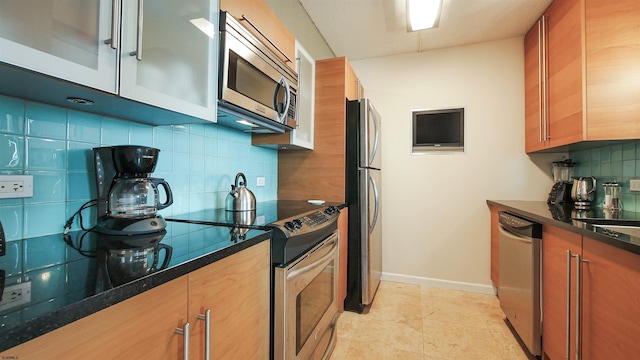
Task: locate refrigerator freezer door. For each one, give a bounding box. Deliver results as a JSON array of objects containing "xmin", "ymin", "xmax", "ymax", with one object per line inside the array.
[
  {"xmin": 360, "ymin": 100, "xmax": 382, "ymax": 170},
  {"xmin": 360, "ymin": 168, "xmax": 382, "ymax": 305}
]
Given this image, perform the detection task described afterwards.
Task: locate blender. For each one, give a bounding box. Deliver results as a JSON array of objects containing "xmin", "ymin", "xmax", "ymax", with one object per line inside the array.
[
  {"xmin": 547, "ymin": 159, "xmax": 575, "ymax": 205},
  {"xmin": 93, "ymin": 146, "xmax": 173, "ymax": 235}
]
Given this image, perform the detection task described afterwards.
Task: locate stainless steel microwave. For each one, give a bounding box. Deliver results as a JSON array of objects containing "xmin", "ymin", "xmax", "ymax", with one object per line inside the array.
[{"xmin": 218, "ymin": 11, "xmax": 298, "ymax": 133}]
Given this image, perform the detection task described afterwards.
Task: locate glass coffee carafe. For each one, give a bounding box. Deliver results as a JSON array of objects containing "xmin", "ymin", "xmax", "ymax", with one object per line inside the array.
[{"xmin": 109, "ymin": 177, "xmax": 173, "ymax": 218}]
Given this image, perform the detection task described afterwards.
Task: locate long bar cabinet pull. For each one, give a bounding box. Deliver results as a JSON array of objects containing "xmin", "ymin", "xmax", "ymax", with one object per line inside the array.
[
  {"xmin": 566, "ymin": 250, "xmax": 572, "ymax": 360},
  {"xmin": 538, "ymin": 18, "xmax": 544, "ymax": 142},
  {"xmin": 197, "ymin": 309, "xmax": 212, "ymax": 360},
  {"xmin": 175, "ymin": 322, "xmax": 190, "ymax": 360},
  {"xmin": 541, "ymin": 15, "xmax": 549, "ymax": 141},
  {"xmin": 573, "ymin": 253, "xmax": 582, "ymax": 360},
  {"xmin": 130, "ymin": 0, "xmax": 144, "ymax": 60},
  {"xmin": 107, "ymin": 0, "xmax": 121, "ymax": 49}
]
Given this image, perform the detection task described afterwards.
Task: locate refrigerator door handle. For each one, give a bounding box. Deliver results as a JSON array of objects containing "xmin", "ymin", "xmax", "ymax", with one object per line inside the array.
[
  {"xmin": 369, "ymin": 173, "xmax": 379, "ymax": 233},
  {"xmin": 368, "ymin": 102, "xmax": 380, "ymax": 167}
]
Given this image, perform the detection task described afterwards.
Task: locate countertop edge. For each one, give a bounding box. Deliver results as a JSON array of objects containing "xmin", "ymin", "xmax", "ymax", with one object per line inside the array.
[
  {"xmin": 487, "ymin": 200, "xmax": 640, "ymax": 256},
  {"xmin": 0, "ymin": 232, "xmax": 271, "ymax": 353}
]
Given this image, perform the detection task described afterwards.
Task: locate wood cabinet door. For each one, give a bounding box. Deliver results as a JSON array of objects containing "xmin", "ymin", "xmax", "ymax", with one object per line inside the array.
[
  {"xmin": 581, "ymin": 237, "xmax": 640, "ymax": 360},
  {"xmin": 1, "ymin": 277, "xmax": 188, "ymax": 360},
  {"xmin": 188, "ymin": 241, "xmax": 271, "ymax": 360},
  {"xmin": 546, "ymin": 0, "xmax": 584, "ymax": 148},
  {"xmin": 524, "ymin": 20, "xmax": 547, "ymax": 153},
  {"xmin": 542, "ymin": 225, "xmax": 582, "ymax": 360},
  {"xmin": 220, "ymin": 0, "xmax": 295, "ymax": 70},
  {"xmin": 585, "ymin": 0, "xmax": 640, "ymax": 140}
]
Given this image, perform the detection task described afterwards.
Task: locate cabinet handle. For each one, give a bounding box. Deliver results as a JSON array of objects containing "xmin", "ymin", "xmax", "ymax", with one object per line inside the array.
[
  {"xmin": 197, "ymin": 309, "xmax": 211, "ymax": 360},
  {"xmin": 107, "ymin": 0, "xmax": 121, "ymax": 49},
  {"xmin": 537, "ymin": 18, "xmax": 543, "ymax": 143},
  {"xmin": 129, "ymin": 0, "xmax": 144, "ymax": 60},
  {"xmin": 540, "ymin": 15, "xmax": 550, "ymax": 142},
  {"xmin": 573, "ymin": 253, "xmax": 582, "ymax": 360},
  {"xmin": 295, "ymin": 56, "xmax": 301, "ymax": 129},
  {"xmin": 239, "ymin": 15, "xmax": 292, "ymax": 63},
  {"xmin": 175, "ymin": 322, "xmax": 190, "ymax": 360}
]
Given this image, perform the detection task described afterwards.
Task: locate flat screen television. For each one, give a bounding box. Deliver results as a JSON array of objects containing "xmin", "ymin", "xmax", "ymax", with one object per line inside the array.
[{"xmin": 412, "ymin": 108, "xmax": 464, "ymax": 153}]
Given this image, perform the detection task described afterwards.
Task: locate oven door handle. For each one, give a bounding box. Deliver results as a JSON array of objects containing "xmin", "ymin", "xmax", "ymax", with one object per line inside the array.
[{"xmin": 287, "ymin": 235, "xmax": 338, "ymax": 280}]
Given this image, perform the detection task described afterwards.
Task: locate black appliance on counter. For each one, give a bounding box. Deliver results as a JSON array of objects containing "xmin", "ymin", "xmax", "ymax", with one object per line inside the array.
[
  {"xmin": 93, "ymin": 146, "xmax": 173, "ymax": 235},
  {"xmin": 547, "ymin": 159, "xmax": 575, "ymax": 205}
]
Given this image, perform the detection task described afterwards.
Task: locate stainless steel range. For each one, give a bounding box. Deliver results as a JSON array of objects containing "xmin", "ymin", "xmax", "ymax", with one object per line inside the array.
[
  {"xmin": 166, "ymin": 201, "xmax": 341, "ymax": 360},
  {"xmin": 269, "ymin": 205, "xmax": 341, "ymax": 360}
]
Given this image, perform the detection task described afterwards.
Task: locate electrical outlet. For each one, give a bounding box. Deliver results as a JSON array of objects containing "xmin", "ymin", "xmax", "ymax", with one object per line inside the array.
[
  {"xmin": 257, "ymin": 177, "xmax": 266, "ymax": 187},
  {"xmin": 631, "ymin": 179, "xmax": 640, "ymax": 192},
  {"xmin": 0, "ymin": 175, "xmax": 33, "ymax": 199},
  {"xmin": 0, "ymin": 282, "xmax": 31, "ymax": 311}
]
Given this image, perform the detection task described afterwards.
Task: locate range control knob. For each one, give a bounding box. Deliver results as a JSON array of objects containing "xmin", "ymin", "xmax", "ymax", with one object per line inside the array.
[
  {"xmin": 284, "ymin": 221, "xmax": 295, "ymax": 231},
  {"xmin": 324, "ymin": 206, "xmax": 339, "ymax": 215},
  {"xmin": 293, "ymin": 219, "xmax": 303, "ymax": 228}
]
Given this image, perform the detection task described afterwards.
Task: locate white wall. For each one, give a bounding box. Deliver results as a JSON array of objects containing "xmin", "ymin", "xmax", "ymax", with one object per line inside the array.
[
  {"xmin": 352, "ymin": 38, "xmax": 562, "ymax": 292},
  {"xmin": 265, "ymin": 0, "xmax": 335, "ymax": 60}
]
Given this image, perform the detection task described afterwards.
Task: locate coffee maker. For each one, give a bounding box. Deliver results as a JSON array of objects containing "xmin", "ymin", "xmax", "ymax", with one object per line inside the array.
[
  {"xmin": 547, "ymin": 159, "xmax": 575, "ymax": 205},
  {"xmin": 93, "ymin": 146, "xmax": 173, "ymax": 235}
]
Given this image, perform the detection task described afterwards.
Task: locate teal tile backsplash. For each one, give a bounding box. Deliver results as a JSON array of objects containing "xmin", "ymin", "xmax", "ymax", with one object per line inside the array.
[
  {"xmin": 0, "ymin": 94, "xmax": 278, "ymax": 241},
  {"xmin": 571, "ymin": 141, "xmax": 640, "ymax": 212}
]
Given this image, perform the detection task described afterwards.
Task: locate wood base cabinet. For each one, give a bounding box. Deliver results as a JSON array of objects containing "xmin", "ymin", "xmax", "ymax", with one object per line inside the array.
[
  {"xmin": 188, "ymin": 241, "xmax": 270, "ymax": 359},
  {"xmin": 542, "ymin": 225, "xmax": 640, "ymax": 360},
  {"xmin": 581, "ymin": 237, "xmax": 640, "ymax": 359},
  {"xmin": 0, "ymin": 242, "xmax": 270, "ymax": 360}
]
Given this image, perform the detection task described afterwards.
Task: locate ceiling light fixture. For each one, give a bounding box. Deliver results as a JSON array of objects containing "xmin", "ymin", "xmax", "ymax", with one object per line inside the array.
[{"xmin": 407, "ymin": 0, "xmax": 442, "ymax": 32}]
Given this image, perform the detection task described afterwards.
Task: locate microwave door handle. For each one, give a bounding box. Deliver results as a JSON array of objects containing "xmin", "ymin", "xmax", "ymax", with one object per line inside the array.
[{"xmin": 273, "ymin": 77, "xmax": 290, "ymax": 124}]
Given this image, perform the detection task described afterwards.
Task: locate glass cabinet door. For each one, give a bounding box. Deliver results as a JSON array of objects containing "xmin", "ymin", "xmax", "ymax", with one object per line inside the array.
[
  {"xmin": 119, "ymin": 0, "xmax": 218, "ymax": 122},
  {"xmin": 292, "ymin": 41, "xmax": 315, "ymax": 150},
  {"xmin": 0, "ymin": 0, "xmax": 118, "ymax": 93}
]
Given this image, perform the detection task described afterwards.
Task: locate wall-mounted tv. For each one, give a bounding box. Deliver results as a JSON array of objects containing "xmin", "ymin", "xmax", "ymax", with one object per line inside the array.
[{"xmin": 411, "ymin": 107, "xmax": 464, "ymax": 153}]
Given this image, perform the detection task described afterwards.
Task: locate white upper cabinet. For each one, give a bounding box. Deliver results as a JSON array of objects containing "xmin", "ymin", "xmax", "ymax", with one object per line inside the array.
[
  {"xmin": 0, "ymin": 0, "xmax": 218, "ymax": 122},
  {"xmin": 119, "ymin": 0, "xmax": 218, "ymax": 121},
  {"xmin": 293, "ymin": 40, "xmax": 315, "ymax": 150},
  {"xmin": 0, "ymin": 0, "xmax": 118, "ymax": 93}
]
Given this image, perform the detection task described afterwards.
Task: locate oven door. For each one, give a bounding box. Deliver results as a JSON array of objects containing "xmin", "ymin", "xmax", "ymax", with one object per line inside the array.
[
  {"xmin": 274, "ymin": 231, "xmax": 339, "ymax": 360},
  {"xmin": 219, "ymin": 15, "xmax": 297, "ymax": 128}
]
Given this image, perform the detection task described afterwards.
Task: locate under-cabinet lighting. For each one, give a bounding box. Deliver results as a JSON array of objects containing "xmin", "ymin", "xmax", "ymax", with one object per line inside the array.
[
  {"xmin": 236, "ymin": 119, "xmax": 259, "ymax": 128},
  {"xmin": 407, "ymin": 0, "xmax": 442, "ymax": 32},
  {"xmin": 190, "ymin": 18, "xmax": 215, "ymax": 39}
]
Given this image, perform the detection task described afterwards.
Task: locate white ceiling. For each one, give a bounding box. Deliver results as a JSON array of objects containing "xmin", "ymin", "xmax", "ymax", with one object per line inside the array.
[{"xmin": 298, "ymin": 0, "xmax": 553, "ymax": 61}]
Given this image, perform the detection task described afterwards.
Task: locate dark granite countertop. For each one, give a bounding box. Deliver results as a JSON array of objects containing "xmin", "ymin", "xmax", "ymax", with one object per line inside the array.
[
  {"xmin": 487, "ymin": 200, "xmax": 640, "ymax": 256},
  {"xmin": 0, "ymin": 200, "xmax": 343, "ymax": 352}
]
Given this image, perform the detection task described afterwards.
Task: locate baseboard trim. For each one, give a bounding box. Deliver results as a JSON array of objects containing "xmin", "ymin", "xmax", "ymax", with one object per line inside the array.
[{"xmin": 380, "ymin": 272, "xmax": 497, "ymax": 295}]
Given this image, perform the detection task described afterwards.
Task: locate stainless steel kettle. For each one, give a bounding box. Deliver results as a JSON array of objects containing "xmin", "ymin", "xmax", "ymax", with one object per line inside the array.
[
  {"xmin": 225, "ymin": 173, "xmax": 256, "ymax": 211},
  {"xmin": 571, "ymin": 176, "xmax": 596, "ymax": 202}
]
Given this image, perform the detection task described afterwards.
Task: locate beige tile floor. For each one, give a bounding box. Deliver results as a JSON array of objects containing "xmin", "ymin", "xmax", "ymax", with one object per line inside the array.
[{"xmin": 330, "ymin": 281, "xmax": 529, "ymax": 360}]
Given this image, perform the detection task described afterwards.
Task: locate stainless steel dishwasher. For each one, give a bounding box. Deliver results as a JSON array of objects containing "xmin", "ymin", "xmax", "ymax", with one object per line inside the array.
[{"xmin": 498, "ymin": 211, "xmax": 543, "ymax": 357}]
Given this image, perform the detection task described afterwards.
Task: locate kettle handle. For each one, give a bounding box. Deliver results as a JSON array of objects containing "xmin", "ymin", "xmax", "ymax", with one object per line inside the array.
[
  {"xmin": 588, "ymin": 176, "xmax": 597, "ymax": 194},
  {"xmin": 235, "ymin": 173, "xmax": 247, "ymax": 188},
  {"xmin": 151, "ymin": 178, "xmax": 174, "ymax": 210}
]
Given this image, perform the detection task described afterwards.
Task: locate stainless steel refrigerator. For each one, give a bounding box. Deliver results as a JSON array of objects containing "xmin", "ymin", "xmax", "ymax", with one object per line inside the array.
[{"xmin": 344, "ymin": 98, "xmax": 382, "ymax": 313}]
